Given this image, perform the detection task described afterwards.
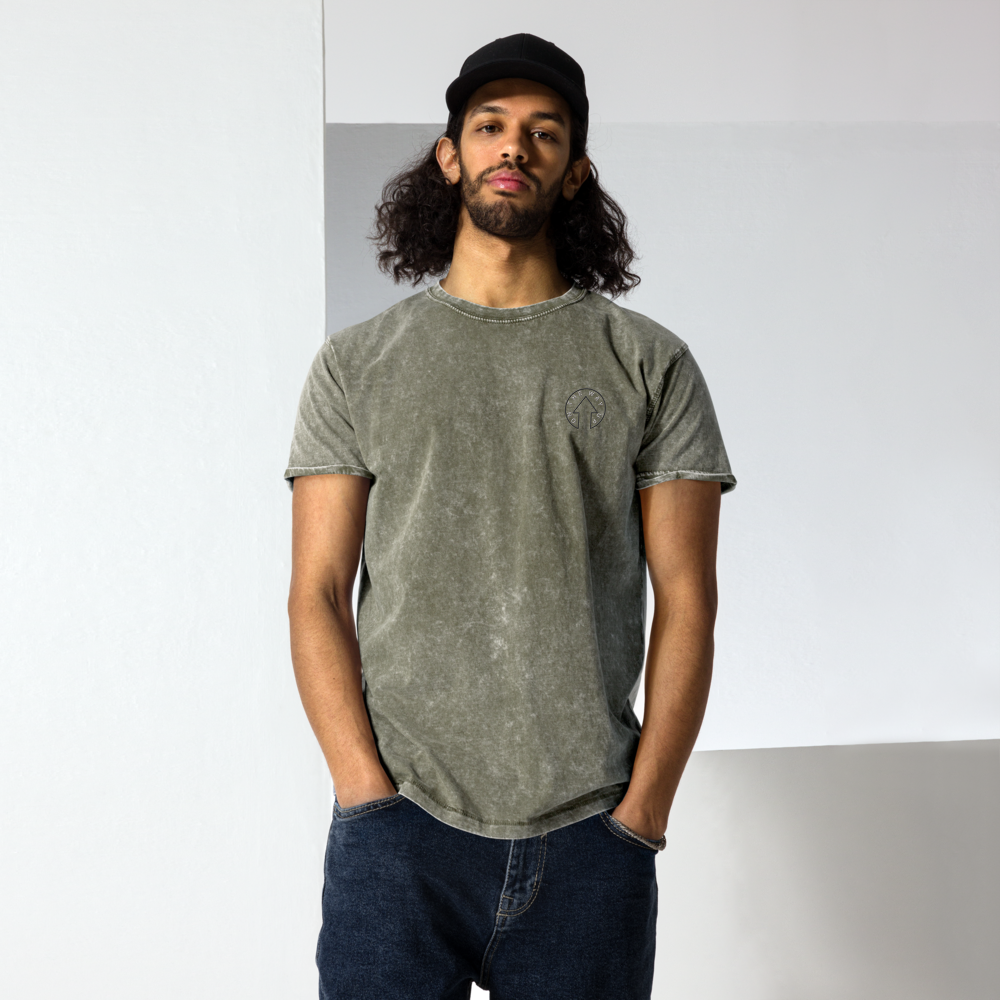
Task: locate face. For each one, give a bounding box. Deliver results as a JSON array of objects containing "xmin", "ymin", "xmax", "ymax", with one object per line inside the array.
[{"xmin": 436, "ymin": 78, "xmax": 591, "ymax": 240}]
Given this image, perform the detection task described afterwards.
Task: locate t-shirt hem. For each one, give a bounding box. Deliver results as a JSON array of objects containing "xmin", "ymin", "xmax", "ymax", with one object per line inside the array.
[
  {"xmin": 397, "ymin": 779, "xmax": 631, "ymax": 840},
  {"xmin": 636, "ymin": 470, "xmax": 737, "ymax": 493},
  {"xmin": 283, "ymin": 464, "xmax": 374, "ymax": 490}
]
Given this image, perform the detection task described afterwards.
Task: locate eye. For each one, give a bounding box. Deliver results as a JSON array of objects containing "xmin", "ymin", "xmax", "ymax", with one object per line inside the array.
[
  {"xmin": 533, "ymin": 130, "xmax": 554, "ymax": 141},
  {"xmin": 478, "ymin": 123, "xmax": 501, "ymax": 134}
]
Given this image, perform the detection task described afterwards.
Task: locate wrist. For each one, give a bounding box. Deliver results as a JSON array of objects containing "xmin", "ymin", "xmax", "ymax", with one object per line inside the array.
[
  {"xmin": 328, "ymin": 756, "xmax": 397, "ymax": 808},
  {"xmin": 333, "ymin": 774, "xmax": 398, "ymax": 809},
  {"xmin": 613, "ymin": 790, "xmax": 670, "ymax": 841}
]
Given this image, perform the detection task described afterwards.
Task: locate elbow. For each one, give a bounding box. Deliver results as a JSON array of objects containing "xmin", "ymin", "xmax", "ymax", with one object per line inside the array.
[
  {"xmin": 704, "ymin": 578, "xmax": 719, "ymax": 625},
  {"xmin": 287, "ymin": 581, "xmax": 353, "ymax": 621},
  {"xmin": 652, "ymin": 575, "xmax": 718, "ymax": 630}
]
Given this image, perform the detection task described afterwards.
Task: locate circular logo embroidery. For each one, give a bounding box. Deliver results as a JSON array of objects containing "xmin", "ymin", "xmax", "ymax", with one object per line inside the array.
[{"xmin": 565, "ymin": 388, "xmax": 606, "ymax": 429}]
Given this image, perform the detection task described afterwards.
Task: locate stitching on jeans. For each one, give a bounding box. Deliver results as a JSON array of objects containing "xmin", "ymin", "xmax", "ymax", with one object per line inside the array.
[
  {"xmin": 600, "ymin": 810, "xmax": 663, "ymax": 851},
  {"xmin": 480, "ymin": 834, "xmax": 547, "ymax": 986},
  {"xmin": 599, "ymin": 810, "xmax": 661, "ymax": 852},
  {"xmin": 480, "ymin": 841, "xmax": 517, "ymax": 987},
  {"xmin": 499, "ymin": 834, "xmax": 548, "ymax": 917},
  {"xmin": 334, "ymin": 792, "xmax": 404, "ymax": 819},
  {"xmin": 481, "ymin": 918, "xmax": 504, "ymax": 988}
]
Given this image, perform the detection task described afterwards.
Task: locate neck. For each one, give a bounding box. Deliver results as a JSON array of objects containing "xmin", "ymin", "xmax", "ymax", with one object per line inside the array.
[{"xmin": 439, "ymin": 206, "xmax": 571, "ymax": 308}]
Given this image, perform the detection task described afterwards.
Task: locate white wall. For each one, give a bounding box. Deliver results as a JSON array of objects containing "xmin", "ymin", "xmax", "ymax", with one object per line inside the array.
[
  {"xmin": 326, "ymin": 0, "xmax": 1000, "ymax": 123},
  {"xmin": 1, "ymin": 3, "xmax": 326, "ymax": 998}
]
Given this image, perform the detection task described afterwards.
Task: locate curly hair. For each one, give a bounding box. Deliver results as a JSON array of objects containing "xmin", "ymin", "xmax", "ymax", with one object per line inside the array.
[{"xmin": 370, "ymin": 112, "xmax": 640, "ymax": 298}]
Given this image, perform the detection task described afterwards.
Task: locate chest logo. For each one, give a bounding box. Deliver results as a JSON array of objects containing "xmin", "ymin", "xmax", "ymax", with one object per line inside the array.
[{"xmin": 565, "ymin": 388, "xmax": 606, "ymax": 429}]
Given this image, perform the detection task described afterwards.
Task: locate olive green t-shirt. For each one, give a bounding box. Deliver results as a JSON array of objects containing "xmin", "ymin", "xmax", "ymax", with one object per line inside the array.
[{"xmin": 284, "ymin": 282, "xmax": 736, "ymax": 839}]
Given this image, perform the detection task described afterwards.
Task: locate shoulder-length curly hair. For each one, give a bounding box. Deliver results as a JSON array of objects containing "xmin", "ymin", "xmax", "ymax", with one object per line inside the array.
[{"xmin": 370, "ymin": 112, "xmax": 640, "ymax": 298}]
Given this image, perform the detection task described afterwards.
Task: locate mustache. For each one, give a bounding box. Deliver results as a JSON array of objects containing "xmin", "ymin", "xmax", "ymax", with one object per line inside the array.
[{"xmin": 476, "ymin": 164, "xmax": 540, "ymax": 189}]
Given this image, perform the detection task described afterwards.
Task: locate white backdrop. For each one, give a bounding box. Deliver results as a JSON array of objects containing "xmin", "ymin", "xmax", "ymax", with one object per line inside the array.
[
  {"xmin": 326, "ymin": 0, "xmax": 1000, "ymax": 123},
  {"xmin": 1, "ymin": 2, "xmax": 326, "ymax": 997}
]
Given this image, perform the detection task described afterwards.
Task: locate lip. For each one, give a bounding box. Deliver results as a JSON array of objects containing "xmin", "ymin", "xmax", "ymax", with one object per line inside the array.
[{"xmin": 487, "ymin": 171, "xmax": 530, "ymax": 192}]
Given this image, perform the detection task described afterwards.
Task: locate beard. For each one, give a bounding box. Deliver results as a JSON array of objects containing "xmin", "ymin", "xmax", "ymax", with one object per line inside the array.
[{"xmin": 459, "ymin": 161, "xmax": 564, "ymax": 240}]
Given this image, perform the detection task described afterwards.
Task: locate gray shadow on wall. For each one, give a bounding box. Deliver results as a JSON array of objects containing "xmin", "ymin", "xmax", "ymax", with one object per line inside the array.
[
  {"xmin": 325, "ymin": 124, "xmax": 445, "ymax": 335},
  {"xmin": 659, "ymin": 740, "xmax": 1000, "ymax": 1000}
]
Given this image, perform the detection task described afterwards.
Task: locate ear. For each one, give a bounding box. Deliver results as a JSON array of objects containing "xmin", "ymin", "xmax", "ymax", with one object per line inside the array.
[
  {"xmin": 561, "ymin": 155, "xmax": 591, "ymax": 201},
  {"xmin": 436, "ymin": 135, "xmax": 461, "ymax": 186}
]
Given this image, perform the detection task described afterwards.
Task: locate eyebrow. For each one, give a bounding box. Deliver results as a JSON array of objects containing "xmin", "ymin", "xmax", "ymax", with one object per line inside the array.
[{"xmin": 467, "ymin": 103, "xmax": 566, "ymax": 127}]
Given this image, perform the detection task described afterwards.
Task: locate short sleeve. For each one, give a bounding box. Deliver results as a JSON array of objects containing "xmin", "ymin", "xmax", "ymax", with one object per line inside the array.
[
  {"xmin": 282, "ymin": 338, "xmax": 373, "ymax": 491},
  {"xmin": 635, "ymin": 346, "xmax": 737, "ymax": 493}
]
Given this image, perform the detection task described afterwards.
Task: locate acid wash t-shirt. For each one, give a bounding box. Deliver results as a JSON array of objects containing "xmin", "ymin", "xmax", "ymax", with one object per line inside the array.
[{"xmin": 284, "ymin": 281, "xmax": 736, "ymax": 839}]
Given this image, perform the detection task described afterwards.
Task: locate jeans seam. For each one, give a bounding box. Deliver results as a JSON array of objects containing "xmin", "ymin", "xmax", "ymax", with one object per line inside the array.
[
  {"xmin": 599, "ymin": 810, "xmax": 663, "ymax": 852},
  {"xmin": 499, "ymin": 834, "xmax": 547, "ymax": 917},
  {"xmin": 334, "ymin": 792, "xmax": 404, "ymax": 819},
  {"xmin": 479, "ymin": 833, "xmax": 548, "ymax": 987},
  {"xmin": 479, "ymin": 841, "xmax": 516, "ymax": 987}
]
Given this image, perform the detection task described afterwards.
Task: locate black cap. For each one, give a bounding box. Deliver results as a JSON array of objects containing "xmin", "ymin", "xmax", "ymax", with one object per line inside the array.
[{"xmin": 445, "ymin": 33, "xmax": 588, "ymax": 126}]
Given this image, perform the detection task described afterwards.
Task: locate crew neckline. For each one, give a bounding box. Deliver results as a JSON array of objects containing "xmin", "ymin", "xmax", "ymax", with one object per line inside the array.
[{"xmin": 425, "ymin": 281, "xmax": 587, "ymax": 324}]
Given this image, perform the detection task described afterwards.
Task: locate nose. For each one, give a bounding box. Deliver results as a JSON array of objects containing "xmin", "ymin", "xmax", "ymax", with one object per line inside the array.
[{"xmin": 499, "ymin": 130, "xmax": 529, "ymax": 165}]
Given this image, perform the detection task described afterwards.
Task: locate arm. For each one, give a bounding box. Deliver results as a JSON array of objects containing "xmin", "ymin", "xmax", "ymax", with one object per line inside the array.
[
  {"xmin": 287, "ymin": 473, "xmax": 397, "ymax": 808},
  {"xmin": 610, "ymin": 478, "xmax": 721, "ymax": 842}
]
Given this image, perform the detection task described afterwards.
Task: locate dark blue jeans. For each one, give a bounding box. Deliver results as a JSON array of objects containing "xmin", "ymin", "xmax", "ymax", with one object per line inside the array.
[{"xmin": 318, "ymin": 792, "xmax": 659, "ymax": 999}]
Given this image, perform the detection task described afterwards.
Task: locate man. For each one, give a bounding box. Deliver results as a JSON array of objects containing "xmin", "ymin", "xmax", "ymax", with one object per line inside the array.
[{"xmin": 284, "ymin": 33, "xmax": 736, "ymax": 1000}]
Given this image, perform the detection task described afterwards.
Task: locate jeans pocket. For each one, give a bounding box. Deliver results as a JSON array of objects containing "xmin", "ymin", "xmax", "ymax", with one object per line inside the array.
[
  {"xmin": 333, "ymin": 791, "xmax": 405, "ymax": 821},
  {"xmin": 600, "ymin": 810, "xmax": 666, "ymax": 852}
]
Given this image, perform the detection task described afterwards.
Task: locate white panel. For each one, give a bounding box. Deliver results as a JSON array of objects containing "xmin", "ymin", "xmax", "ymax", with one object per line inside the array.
[
  {"xmin": 325, "ymin": 122, "xmax": 999, "ymax": 749},
  {"xmin": 0, "ymin": 3, "xmax": 326, "ymax": 998},
  {"xmin": 325, "ymin": 0, "xmax": 1000, "ymax": 123}
]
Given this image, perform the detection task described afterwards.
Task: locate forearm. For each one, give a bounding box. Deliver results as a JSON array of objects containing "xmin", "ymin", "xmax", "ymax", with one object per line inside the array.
[
  {"xmin": 617, "ymin": 598, "xmax": 715, "ymax": 835},
  {"xmin": 288, "ymin": 590, "xmax": 394, "ymax": 799}
]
